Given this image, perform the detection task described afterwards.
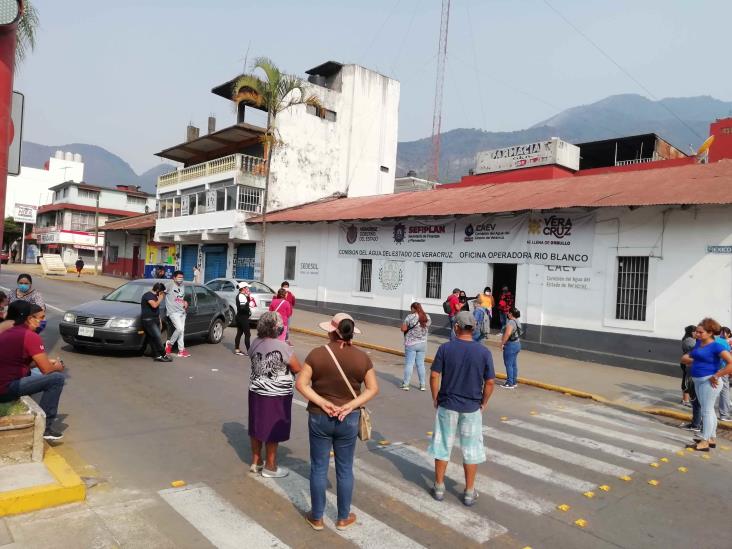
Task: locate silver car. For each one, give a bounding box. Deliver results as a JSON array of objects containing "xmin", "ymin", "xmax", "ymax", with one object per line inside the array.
[{"xmin": 205, "ymin": 278, "xmax": 276, "ymax": 325}]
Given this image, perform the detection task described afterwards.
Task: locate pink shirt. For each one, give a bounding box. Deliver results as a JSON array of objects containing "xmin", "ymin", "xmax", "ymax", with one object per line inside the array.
[{"xmin": 269, "ymin": 298, "xmax": 293, "ymax": 341}]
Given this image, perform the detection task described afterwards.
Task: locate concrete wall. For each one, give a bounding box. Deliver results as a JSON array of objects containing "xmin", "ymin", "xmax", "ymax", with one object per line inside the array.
[
  {"xmin": 262, "ymin": 205, "xmax": 732, "ymax": 371},
  {"xmin": 103, "ymin": 230, "xmax": 147, "ymax": 279}
]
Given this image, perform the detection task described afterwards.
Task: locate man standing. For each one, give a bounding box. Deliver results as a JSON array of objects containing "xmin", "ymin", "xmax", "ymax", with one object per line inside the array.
[
  {"xmin": 193, "ymin": 265, "xmax": 202, "ymax": 284},
  {"xmin": 428, "ymin": 311, "xmax": 495, "ymax": 506},
  {"xmin": 155, "ymin": 266, "xmax": 167, "ymax": 279},
  {"xmin": 446, "ymin": 288, "xmax": 461, "ymax": 341},
  {"xmin": 75, "ymin": 257, "xmax": 85, "ymax": 277},
  {"xmin": 165, "ymin": 270, "xmax": 190, "ymax": 358},
  {"xmin": 497, "ymin": 286, "xmax": 514, "ymax": 328}
]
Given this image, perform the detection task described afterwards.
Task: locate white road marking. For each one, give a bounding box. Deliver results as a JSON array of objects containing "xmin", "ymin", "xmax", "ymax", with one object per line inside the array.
[
  {"xmin": 381, "ymin": 445, "xmax": 555, "ymax": 515},
  {"xmin": 483, "ymin": 427, "xmax": 634, "ymax": 478},
  {"xmin": 504, "ymin": 419, "xmax": 657, "ymax": 464},
  {"xmin": 253, "ymin": 467, "xmax": 424, "ymax": 548},
  {"xmin": 353, "ymin": 458, "xmax": 507, "ymax": 544},
  {"xmin": 536, "ymin": 413, "xmax": 681, "ymax": 453},
  {"xmin": 159, "ymin": 483, "xmax": 289, "ymax": 549},
  {"xmin": 557, "ymin": 407, "xmax": 689, "ymax": 443}
]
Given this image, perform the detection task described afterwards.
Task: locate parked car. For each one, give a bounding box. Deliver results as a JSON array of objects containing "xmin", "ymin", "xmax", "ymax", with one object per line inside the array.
[
  {"xmin": 205, "ymin": 278, "xmax": 276, "ymax": 325},
  {"xmin": 0, "ymin": 250, "xmax": 8, "ymax": 264},
  {"xmin": 59, "ymin": 279, "xmax": 229, "ymax": 353}
]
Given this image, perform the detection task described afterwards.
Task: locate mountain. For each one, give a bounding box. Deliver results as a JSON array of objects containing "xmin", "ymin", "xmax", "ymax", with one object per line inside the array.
[
  {"xmin": 20, "ymin": 141, "xmax": 174, "ymax": 194},
  {"xmin": 397, "ymin": 94, "xmax": 732, "ymax": 182}
]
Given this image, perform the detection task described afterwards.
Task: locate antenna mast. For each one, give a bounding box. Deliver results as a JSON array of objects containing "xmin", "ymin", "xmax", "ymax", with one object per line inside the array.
[{"xmin": 431, "ymin": 0, "xmax": 451, "ymax": 182}]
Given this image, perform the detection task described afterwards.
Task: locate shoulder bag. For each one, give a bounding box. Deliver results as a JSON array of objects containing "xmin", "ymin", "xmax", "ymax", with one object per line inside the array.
[{"xmin": 323, "ymin": 345, "xmax": 373, "ymax": 441}]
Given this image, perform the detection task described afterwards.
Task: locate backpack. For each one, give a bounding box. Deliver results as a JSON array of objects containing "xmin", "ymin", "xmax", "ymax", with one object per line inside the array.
[
  {"xmin": 442, "ymin": 299, "xmax": 451, "ymax": 315},
  {"xmin": 508, "ymin": 319, "xmax": 523, "ymax": 341}
]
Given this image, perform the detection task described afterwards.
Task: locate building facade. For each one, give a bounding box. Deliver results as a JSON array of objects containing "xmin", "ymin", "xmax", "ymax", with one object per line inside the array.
[
  {"xmin": 36, "ymin": 182, "xmax": 156, "ymax": 267},
  {"xmin": 153, "ymin": 60, "xmax": 400, "ymax": 282}
]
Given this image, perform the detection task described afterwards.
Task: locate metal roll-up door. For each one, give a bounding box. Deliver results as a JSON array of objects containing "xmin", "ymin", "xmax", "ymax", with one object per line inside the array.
[
  {"xmin": 203, "ymin": 244, "xmax": 227, "ymax": 283},
  {"xmin": 181, "ymin": 245, "xmax": 198, "ymax": 281},
  {"xmin": 235, "ymin": 243, "xmax": 256, "ymax": 279}
]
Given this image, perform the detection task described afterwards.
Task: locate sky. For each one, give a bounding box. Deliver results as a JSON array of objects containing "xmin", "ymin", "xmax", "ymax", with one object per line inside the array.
[{"xmin": 15, "ymin": 0, "xmax": 732, "ymax": 173}]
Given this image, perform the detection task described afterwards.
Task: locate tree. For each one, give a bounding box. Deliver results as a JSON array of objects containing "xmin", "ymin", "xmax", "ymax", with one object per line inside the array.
[
  {"xmin": 231, "ymin": 57, "xmax": 320, "ymax": 282},
  {"xmin": 3, "ymin": 216, "xmax": 22, "ymax": 245},
  {"xmin": 17, "ymin": 0, "xmax": 39, "ymax": 64}
]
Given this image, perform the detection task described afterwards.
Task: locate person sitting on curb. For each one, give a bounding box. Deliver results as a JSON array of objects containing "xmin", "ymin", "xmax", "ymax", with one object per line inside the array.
[
  {"xmin": 428, "ymin": 311, "xmax": 495, "ymax": 506},
  {"xmin": 0, "ymin": 301, "xmax": 66, "ymax": 441}
]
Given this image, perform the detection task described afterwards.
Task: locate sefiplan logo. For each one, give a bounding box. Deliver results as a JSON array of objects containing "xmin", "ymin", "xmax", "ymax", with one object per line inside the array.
[
  {"xmin": 346, "ymin": 225, "xmax": 358, "ymax": 244},
  {"xmin": 543, "ymin": 215, "xmax": 573, "ymax": 239},
  {"xmin": 393, "ymin": 223, "xmax": 406, "ymax": 244}
]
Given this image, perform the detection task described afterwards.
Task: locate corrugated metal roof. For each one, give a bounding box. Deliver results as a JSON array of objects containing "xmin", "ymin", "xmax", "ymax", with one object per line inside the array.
[
  {"xmin": 254, "ymin": 160, "xmax": 732, "ymax": 223},
  {"xmin": 101, "ymin": 212, "xmax": 157, "ymax": 231}
]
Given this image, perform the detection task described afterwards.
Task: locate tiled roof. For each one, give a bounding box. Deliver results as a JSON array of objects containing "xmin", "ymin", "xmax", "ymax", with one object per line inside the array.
[{"xmin": 252, "ymin": 160, "xmax": 732, "ymax": 223}]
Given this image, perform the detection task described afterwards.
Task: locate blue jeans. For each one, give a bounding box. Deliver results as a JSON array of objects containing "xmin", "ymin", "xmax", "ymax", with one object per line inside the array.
[
  {"xmin": 718, "ymin": 375, "xmax": 730, "ymax": 417},
  {"xmin": 503, "ymin": 340, "xmax": 521, "ymax": 385},
  {"xmin": 694, "ymin": 375, "xmax": 722, "ymax": 441},
  {"xmin": 2, "ymin": 372, "xmax": 65, "ymax": 428},
  {"xmin": 403, "ymin": 342, "xmax": 427, "ymax": 386},
  {"xmin": 308, "ymin": 411, "xmax": 360, "ymax": 521},
  {"xmin": 472, "ymin": 329, "xmax": 485, "ymax": 343},
  {"xmin": 449, "ymin": 316, "xmax": 456, "ymax": 340}
]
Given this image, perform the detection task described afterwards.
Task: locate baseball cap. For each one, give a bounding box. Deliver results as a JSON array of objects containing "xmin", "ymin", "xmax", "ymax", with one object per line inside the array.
[
  {"xmin": 237, "ymin": 281, "xmax": 251, "ymax": 289},
  {"xmin": 454, "ymin": 311, "xmax": 476, "ymax": 329},
  {"xmin": 318, "ymin": 312, "xmax": 362, "ymax": 334}
]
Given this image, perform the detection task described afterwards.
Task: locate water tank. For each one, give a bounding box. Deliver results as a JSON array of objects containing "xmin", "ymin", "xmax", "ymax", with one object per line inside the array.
[
  {"xmin": 64, "ymin": 151, "xmax": 74, "ymax": 161},
  {"xmin": 73, "ymin": 153, "xmax": 82, "ymax": 163},
  {"xmin": 55, "ymin": 150, "xmax": 64, "ymax": 159}
]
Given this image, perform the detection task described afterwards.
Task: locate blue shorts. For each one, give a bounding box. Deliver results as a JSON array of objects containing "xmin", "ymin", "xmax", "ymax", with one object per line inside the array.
[{"xmin": 428, "ymin": 406, "xmax": 486, "ymax": 465}]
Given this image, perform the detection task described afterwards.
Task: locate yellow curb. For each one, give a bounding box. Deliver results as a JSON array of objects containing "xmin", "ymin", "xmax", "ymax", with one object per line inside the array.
[
  {"xmin": 290, "ymin": 326, "xmax": 732, "ymax": 430},
  {"xmin": 0, "ymin": 447, "xmax": 86, "ymax": 517}
]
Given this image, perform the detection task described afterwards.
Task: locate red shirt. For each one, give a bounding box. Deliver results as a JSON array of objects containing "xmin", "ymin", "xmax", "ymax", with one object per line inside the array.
[
  {"xmin": 447, "ymin": 294, "xmax": 461, "ymax": 317},
  {"xmin": 0, "ymin": 325, "xmax": 45, "ymax": 395},
  {"xmin": 283, "ymin": 290, "xmax": 296, "ymax": 308}
]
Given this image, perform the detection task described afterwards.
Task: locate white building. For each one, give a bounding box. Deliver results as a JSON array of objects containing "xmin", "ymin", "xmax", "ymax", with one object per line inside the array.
[
  {"xmin": 35, "ymin": 181, "xmax": 156, "ymax": 267},
  {"xmin": 4, "ymin": 151, "xmax": 84, "ymax": 218},
  {"xmin": 257, "ymin": 159, "xmax": 732, "ymax": 373},
  {"xmin": 153, "ymin": 60, "xmax": 400, "ymax": 283}
]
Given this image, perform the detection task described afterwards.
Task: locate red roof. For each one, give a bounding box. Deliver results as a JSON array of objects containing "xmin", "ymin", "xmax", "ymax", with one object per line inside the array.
[
  {"xmin": 101, "ymin": 212, "xmax": 157, "ymax": 231},
  {"xmin": 254, "ymin": 159, "xmax": 732, "ymax": 223},
  {"xmin": 37, "ymin": 203, "xmax": 145, "ymax": 217}
]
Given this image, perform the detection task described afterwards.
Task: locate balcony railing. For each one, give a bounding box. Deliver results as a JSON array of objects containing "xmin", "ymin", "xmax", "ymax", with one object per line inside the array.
[{"xmin": 158, "ymin": 153, "xmax": 266, "ymax": 188}]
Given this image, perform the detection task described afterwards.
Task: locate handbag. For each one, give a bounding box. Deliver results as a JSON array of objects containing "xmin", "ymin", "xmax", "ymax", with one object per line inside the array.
[{"xmin": 323, "ymin": 345, "xmax": 372, "ymax": 441}]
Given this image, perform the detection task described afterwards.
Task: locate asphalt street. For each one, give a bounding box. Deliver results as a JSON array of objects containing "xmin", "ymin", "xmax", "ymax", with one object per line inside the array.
[{"xmin": 2, "ymin": 272, "xmax": 732, "ymax": 549}]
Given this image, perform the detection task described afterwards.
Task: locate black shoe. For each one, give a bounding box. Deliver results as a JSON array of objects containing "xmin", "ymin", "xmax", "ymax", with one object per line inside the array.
[
  {"xmin": 43, "ymin": 428, "xmax": 64, "ymax": 441},
  {"xmin": 679, "ymin": 422, "xmax": 701, "ymax": 431},
  {"xmin": 154, "ymin": 355, "xmax": 173, "ymax": 362}
]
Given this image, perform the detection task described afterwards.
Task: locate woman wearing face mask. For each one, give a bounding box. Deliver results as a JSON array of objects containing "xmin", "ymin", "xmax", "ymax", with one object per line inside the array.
[
  {"xmin": 458, "ymin": 291, "xmax": 470, "ymax": 312},
  {"xmin": 8, "ymin": 273, "xmax": 45, "ymax": 311}
]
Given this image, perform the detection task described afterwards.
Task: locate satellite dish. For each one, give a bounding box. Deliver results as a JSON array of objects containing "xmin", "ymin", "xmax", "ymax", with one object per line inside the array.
[{"xmin": 697, "ymin": 135, "xmax": 715, "ymax": 156}]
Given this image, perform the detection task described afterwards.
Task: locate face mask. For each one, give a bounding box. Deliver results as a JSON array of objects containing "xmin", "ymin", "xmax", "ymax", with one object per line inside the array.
[
  {"xmin": 35, "ymin": 320, "xmax": 47, "ymax": 334},
  {"xmin": 18, "ymin": 284, "xmax": 30, "ymax": 293}
]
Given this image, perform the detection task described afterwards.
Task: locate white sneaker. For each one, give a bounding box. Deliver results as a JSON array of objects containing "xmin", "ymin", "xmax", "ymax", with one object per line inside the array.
[{"xmin": 261, "ymin": 467, "xmax": 288, "ymax": 478}]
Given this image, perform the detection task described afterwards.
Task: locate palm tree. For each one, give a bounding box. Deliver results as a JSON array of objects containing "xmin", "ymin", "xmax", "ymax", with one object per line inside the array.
[
  {"xmin": 231, "ymin": 57, "xmax": 320, "ymax": 282},
  {"xmin": 17, "ymin": 0, "xmax": 39, "ymax": 64}
]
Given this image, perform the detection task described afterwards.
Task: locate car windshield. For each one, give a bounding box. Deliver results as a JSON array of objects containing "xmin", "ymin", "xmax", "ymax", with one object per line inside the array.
[
  {"xmin": 239, "ymin": 280, "xmax": 275, "ymax": 294},
  {"xmin": 103, "ymin": 283, "xmax": 149, "ymax": 304}
]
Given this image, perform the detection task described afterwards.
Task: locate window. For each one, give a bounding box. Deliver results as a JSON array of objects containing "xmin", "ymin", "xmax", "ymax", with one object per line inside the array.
[
  {"xmin": 107, "ymin": 245, "xmax": 119, "ymax": 263},
  {"xmin": 226, "ymin": 185, "xmax": 237, "ymax": 211},
  {"xmin": 206, "ymin": 280, "xmax": 222, "ymax": 291},
  {"xmin": 220, "ymin": 281, "xmax": 236, "ymax": 292},
  {"xmin": 284, "ymin": 246, "xmax": 297, "ymax": 280},
  {"xmin": 358, "ymin": 259, "xmax": 372, "ymax": 293},
  {"xmin": 127, "ymin": 195, "xmax": 147, "ymax": 206},
  {"xmin": 425, "ymin": 262, "xmax": 442, "ymax": 299},
  {"xmin": 79, "ymin": 189, "xmax": 99, "ymax": 200},
  {"xmin": 70, "ymin": 212, "xmax": 95, "ymax": 231},
  {"xmin": 380, "ymin": 166, "xmax": 389, "ymax": 173},
  {"xmin": 615, "ymin": 256, "xmax": 649, "ymax": 321},
  {"xmin": 194, "ymin": 286, "xmax": 217, "ymax": 306},
  {"xmin": 238, "ymin": 186, "xmax": 263, "ymax": 212},
  {"xmin": 306, "ymin": 104, "xmax": 337, "ymax": 121}
]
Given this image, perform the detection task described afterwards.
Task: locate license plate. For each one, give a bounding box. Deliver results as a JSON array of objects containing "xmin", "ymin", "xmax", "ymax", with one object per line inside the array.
[{"xmin": 78, "ymin": 326, "xmax": 94, "ymax": 337}]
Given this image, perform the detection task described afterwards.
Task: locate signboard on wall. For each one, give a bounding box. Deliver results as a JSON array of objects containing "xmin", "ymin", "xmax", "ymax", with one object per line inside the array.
[
  {"xmin": 475, "ymin": 138, "xmax": 580, "ymax": 174},
  {"xmin": 337, "ymin": 213, "xmax": 595, "ymax": 267},
  {"xmin": 13, "ymin": 203, "xmax": 37, "ymax": 224}
]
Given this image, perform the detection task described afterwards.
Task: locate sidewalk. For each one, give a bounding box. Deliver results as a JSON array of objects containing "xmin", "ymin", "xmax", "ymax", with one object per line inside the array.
[{"xmin": 289, "ymin": 307, "xmax": 709, "ymax": 425}]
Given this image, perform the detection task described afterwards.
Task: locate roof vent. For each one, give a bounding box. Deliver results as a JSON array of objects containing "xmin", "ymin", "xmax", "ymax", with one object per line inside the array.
[{"xmin": 186, "ymin": 124, "xmax": 200, "ymax": 142}]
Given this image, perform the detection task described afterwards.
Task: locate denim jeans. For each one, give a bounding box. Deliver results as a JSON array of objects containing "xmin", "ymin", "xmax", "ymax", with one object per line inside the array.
[
  {"xmin": 694, "ymin": 375, "xmax": 723, "ymax": 441},
  {"xmin": 142, "ymin": 317, "xmax": 165, "ymax": 357},
  {"xmin": 449, "ymin": 316, "xmax": 456, "ymax": 341},
  {"xmin": 168, "ymin": 313, "xmax": 186, "ymax": 350},
  {"xmin": 308, "ymin": 411, "xmax": 360, "ymax": 521},
  {"xmin": 403, "ymin": 342, "xmax": 427, "ymax": 386},
  {"xmin": 2, "ymin": 372, "xmax": 65, "ymax": 428},
  {"xmin": 691, "ymin": 394, "xmax": 702, "ymax": 428},
  {"xmin": 503, "ymin": 340, "xmax": 521, "ymax": 385},
  {"xmin": 499, "ymin": 311, "xmax": 507, "ymax": 329},
  {"xmin": 717, "ymin": 375, "xmax": 730, "ymax": 417}
]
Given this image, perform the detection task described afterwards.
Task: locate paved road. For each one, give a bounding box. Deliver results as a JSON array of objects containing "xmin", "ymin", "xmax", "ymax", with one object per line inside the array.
[{"xmin": 2, "ymin": 273, "xmax": 732, "ymax": 549}]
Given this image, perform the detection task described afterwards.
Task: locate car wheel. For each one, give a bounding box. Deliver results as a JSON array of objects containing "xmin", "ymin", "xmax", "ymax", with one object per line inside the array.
[
  {"xmin": 208, "ymin": 317, "xmax": 225, "ymax": 344},
  {"xmin": 226, "ymin": 307, "xmax": 236, "ymax": 326}
]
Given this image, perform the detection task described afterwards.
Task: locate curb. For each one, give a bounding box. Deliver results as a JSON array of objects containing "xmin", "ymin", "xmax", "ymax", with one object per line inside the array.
[
  {"xmin": 289, "ymin": 325, "xmax": 729, "ymax": 430},
  {"xmin": 41, "ymin": 275, "xmax": 118, "ymax": 291},
  {"xmin": 0, "ymin": 447, "xmax": 86, "ymax": 517}
]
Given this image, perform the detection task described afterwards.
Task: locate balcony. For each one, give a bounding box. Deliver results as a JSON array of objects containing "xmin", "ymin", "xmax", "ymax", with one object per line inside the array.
[{"xmin": 157, "ymin": 153, "xmax": 266, "ymax": 189}]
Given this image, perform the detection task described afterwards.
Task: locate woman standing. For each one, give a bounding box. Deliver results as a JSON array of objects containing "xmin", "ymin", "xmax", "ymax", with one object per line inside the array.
[
  {"xmin": 248, "ymin": 312, "xmax": 301, "ymax": 477},
  {"xmin": 400, "ymin": 302, "xmax": 431, "ymax": 391},
  {"xmin": 457, "ymin": 290, "xmax": 470, "ymax": 312},
  {"xmin": 500, "ymin": 307, "xmax": 522, "ymax": 389},
  {"xmin": 234, "ymin": 282, "xmax": 253, "ymax": 356},
  {"xmin": 269, "ymin": 289, "xmax": 293, "ymax": 342},
  {"xmin": 681, "ymin": 318, "xmax": 732, "ymax": 451},
  {"xmin": 296, "ymin": 313, "xmax": 379, "ymax": 532},
  {"xmin": 8, "ymin": 273, "xmax": 45, "ymax": 311},
  {"xmin": 680, "ymin": 325, "xmax": 696, "ymax": 407}
]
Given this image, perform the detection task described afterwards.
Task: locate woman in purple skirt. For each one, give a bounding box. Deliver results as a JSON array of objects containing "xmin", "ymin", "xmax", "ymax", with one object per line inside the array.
[{"xmin": 247, "ymin": 312, "xmax": 301, "ymax": 477}]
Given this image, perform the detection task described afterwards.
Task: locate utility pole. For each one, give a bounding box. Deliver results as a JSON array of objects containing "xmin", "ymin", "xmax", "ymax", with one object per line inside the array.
[{"xmin": 94, "ymin": 192, "xmax": 99, "ymax": 274}]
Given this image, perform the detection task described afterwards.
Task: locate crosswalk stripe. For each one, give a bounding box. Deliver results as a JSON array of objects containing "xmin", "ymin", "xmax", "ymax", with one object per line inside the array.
[
  {"xmin": 504, "ymin": 419, "xmax": 657, "ymax": 464},
  {"xmin": 380, "ymin": 444, "xmax": 555, "ymax": 515},
  {"xmin": 353, "ymin": 458, "xmax": 507, "ymax": 544},
  {"xmin": 536, "ymin": 413, "xmax": 681, "ymax": 453},
  {"xmin": 557, "ymin": 407, "xmax": 690, "ymax": 442},
  {"xmin": 159, "ymin": 483, "xmax": 289, "ymax": 549},
  {"xmin": 252, "ymin": 467, "xmax": 425, "ymax": 548},
  {"xmin": 482, "ymin": 446, "xmax": 596, "ymax": 492},
  {"xmin": 483, "ymin": 427, "xmax": 634, "ymax": 478}
]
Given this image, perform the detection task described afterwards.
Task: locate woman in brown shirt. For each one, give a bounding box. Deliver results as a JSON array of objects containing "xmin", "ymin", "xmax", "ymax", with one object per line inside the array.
[{"xmin": 296, "ymin": 313, "xmax": 379, "ymax": 532}]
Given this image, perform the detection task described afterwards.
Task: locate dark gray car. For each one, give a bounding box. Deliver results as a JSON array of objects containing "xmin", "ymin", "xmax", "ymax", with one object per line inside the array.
[{"xmin": 59, "ymin": 279, "xmax": 229, "ymax": 353}]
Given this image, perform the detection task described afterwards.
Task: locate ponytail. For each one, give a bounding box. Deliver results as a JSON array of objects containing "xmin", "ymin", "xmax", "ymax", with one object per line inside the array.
[{"xmin": 336, "ymin": 319, "xmax": 355, "ymax": 343}]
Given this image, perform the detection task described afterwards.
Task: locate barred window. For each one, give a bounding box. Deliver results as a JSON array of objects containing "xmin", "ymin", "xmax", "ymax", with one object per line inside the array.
[
  {"xmin": 284, "ymin": 246, "xmax": 297, "ymax": 280},
  {"xmin": 238, "ymin": 186, "xmax": 263, "ymax": 213},
  {"xmin": 425, "ymin": 262, "xmax": 442, "ymax": 299},
  {"xmin": 616, "ymin": 256, "xmax": 649, "ymax": 321},
  {"xmin": 358, "ymin": 259, "xmax": 372, "ymax": 293}
]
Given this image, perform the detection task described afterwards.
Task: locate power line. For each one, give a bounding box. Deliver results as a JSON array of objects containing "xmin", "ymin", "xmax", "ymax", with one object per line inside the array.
[
  {"xmin": 360, "ymin": 0, "xmax": 404, "ymax": 64},
  {"xmin": 389, "ymin": 0, "xmax": 423, "ymax": 77},
  {"xmin": 542, "ymin": 0, "xmax": 704, "ymax": 140},
  {"xmin": 464, "ymin": 1, "xmax": 487, "ymax": 131}
]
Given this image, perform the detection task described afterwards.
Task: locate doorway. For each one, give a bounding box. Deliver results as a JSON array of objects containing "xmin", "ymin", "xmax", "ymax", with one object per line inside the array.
[
  {"xmin": 491, "ymin": 263, "xmax": 517, "ymax": 329},
  {"xmin": 131, "ymin": 246, "xmax": 140, "ymax": 279}
]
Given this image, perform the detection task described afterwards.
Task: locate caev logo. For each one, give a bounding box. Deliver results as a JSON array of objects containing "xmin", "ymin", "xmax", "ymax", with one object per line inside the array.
[
  {"xmin": 393, "ymin": 223, "xmax": 406, "ymax": 244},
  {"xmin": 543, "ymin": 215, "xmax": 573, "ymax": 239},
  {"xmin": 346, "ymin": 225, "xmax": 358, "ymax": 244},
  {"xmin": 464, "ymin": 224, "xmax": 475, "ymax": 237}
]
